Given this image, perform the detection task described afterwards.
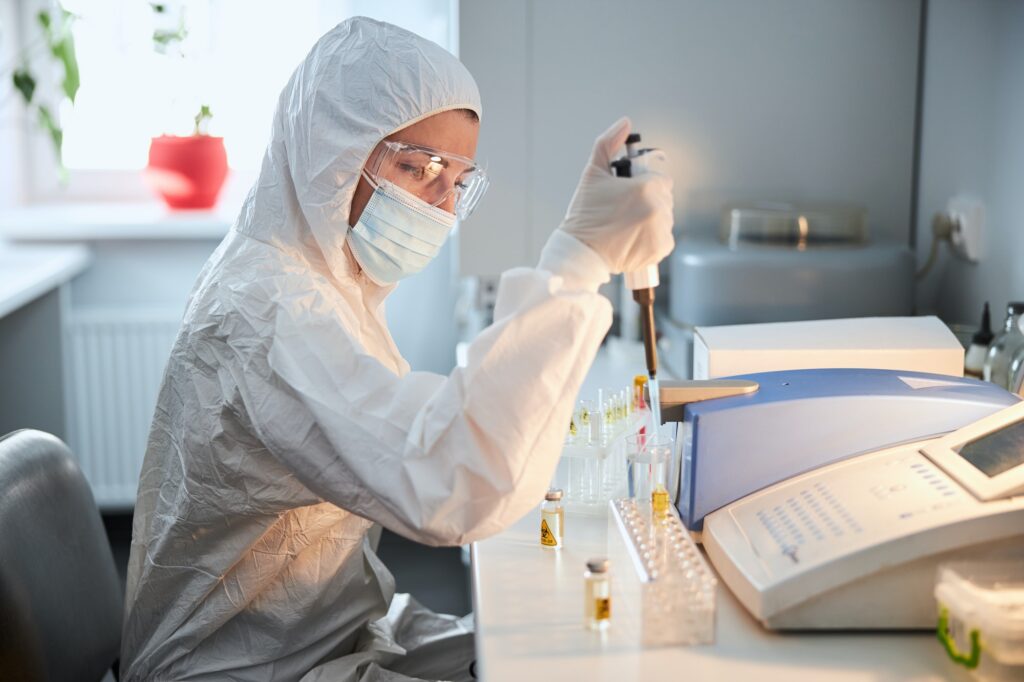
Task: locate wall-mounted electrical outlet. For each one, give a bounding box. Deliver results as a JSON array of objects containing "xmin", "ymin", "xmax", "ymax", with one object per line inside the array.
[{"xmin": 946, "ymin": 196, "xmax": 985, "ymax": 262}]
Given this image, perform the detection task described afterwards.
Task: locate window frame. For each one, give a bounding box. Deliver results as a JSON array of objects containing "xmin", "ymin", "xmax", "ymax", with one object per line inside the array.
[{"xmin": 10, "ymin": 0, "xmax": 461, "ymax": 207}]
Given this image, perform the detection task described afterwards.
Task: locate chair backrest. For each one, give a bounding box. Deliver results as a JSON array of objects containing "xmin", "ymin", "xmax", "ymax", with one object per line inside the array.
[{"xmin": 0, "ymin": 430, "xmax": 123, "ymax": 682}]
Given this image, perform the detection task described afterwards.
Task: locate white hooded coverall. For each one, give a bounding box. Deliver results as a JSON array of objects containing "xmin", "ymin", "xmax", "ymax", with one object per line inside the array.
[{"xmin": 120, "ymin": 17, "xmax": 613, "ymax": 682}]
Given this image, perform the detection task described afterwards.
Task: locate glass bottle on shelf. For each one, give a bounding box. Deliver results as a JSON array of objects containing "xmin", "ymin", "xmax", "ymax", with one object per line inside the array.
[
  {"xmin": 983, "ymin": 302, "xmax": 1024, "ymax": 389},
  {"xmin": 1008, "ymin": 345, "xmax": 1024, "ymax": 395},
  {"xmin": 964, "ymin": 302, "xmax": 994, "ymax": 379}
]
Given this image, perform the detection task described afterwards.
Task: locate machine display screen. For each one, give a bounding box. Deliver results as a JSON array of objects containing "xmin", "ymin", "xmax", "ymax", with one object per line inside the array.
[{"xmin": 958, "ymin": 418, "xmax": 1024, "ymax": 478}]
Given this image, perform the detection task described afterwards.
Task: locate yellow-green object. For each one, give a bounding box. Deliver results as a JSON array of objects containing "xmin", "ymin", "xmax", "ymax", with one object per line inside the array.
[
  {"xmin": 652, "ymin": 484, "xmax": 670, "ymax": 519},
  {"xmin": 584, "ymin": 558, "xmax": 611, "ymax": 630},
  {"xmin": 937, "ymin": 607, "xmax": 981, "ymax": 669},
  {"xmin": 541, "ymin": 489, "xmax": 564, "ymax": 550}
]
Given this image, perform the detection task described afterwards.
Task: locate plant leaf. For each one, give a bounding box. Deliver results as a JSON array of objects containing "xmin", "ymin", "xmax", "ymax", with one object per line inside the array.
[
  {"xmin": 194, "ymin": 105, "xmax": 213, "ymax": 135},
  {"xmin": 37, "ymin": 9, "xmax": 52, "ymax": 34},
  {"xmin": 52, "ymin": 35, "xmax": 80, "ymax": 102},
  {"xmin": 12, "ymin": 68, "xmax": 36, "ymax": 104},
  {"xmin": 39, "ymin": 8, "xmax": 80, "ymax": 103},
  {"xmin": 36, "ymin": 104, "xmax": 63, "ymax": 165}
]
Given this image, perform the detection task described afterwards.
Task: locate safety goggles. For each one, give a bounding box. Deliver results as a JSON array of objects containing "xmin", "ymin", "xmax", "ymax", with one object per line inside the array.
[{"xmin": 365, "ymin": 140, "xmax": 489, "ymax": 220}]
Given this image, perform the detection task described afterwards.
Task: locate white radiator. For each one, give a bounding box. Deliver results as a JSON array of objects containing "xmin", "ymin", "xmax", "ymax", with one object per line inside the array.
[{"xmin": 65, "ymin": 310, "xmax": 181, "ymax": 509}]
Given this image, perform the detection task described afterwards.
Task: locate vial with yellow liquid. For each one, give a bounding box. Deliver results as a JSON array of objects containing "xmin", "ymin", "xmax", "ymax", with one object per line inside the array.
[
  {"xmin": 633, "ymin": 375, "xmax": 648, "ymax": 411},
  {"xmin": 584, "ymin": 557, "xmax": 611, "ymax": 630},
  {"xmin": 649, "ymin": 441, "xmax": 672, "ymax": 521},
  {"xmin": 577, "ymin": 400, "xmax": 592, "ymax": 428},
  {"xmin": 652, "ymin": 484, "xmax": 670, "ymax": 518},
  {"xmin": 540, "ymin": 489, "xmax": 564, "ymax": 549},
  {"xmin": 628, "ymin": 435, "xmax": 673, "ymax": 520}
]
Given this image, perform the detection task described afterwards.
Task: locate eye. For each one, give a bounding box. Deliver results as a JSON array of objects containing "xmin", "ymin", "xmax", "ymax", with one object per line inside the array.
[
  {"xmin": 398, "ymin": 162, "xmax": 426, "ymax": 181},
  {"xmin": 424, "ymin": 157, "xmax": 445, "ymax": 179}
]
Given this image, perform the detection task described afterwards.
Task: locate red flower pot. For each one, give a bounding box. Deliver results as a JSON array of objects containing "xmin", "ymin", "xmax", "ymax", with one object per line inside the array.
[{"xmin": 146, "ymin": 135, "xmax": 228, "ymax": 209}]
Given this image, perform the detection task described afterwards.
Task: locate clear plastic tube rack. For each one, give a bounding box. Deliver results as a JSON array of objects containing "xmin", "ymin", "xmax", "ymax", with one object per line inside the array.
[{"xmin": 607, "ymin": 498, "xmax": 717, "ymax": 647}]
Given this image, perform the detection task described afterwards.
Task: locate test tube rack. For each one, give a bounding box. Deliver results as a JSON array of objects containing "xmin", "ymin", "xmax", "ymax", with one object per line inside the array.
[
  {"xmin": 553, "ymin": 409, "xmax": 650, "ymax": 514},
  {"xmin": 607, "ymin": 498, "xmax": 717, "ymax": 647}
]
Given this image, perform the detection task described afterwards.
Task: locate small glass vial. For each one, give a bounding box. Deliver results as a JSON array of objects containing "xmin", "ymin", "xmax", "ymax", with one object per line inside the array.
[
  {"xmin": 633, "ymin": 375, "xmax": 648, "ymax": 410},
  {"xmin": 584, "ymin": 557, "xmax": 611, "ymax": 630},
  {"xmin": 984, "ymin": 302, "xmax": 1024, "ymax": 388},
  {"xmin": 589, "ymin": 405, "xmax": 603, "ymax": 444},
  {"xmin": 649, "ymin": 442, "xmax": 672, "ymax": 520},
  {"xmin": 577, "ymin": 400, "xmax": 592, "ymax": 429},
  {"xmin": 540, "ymin": 489, "xmax": 564, "ymax": 549}
]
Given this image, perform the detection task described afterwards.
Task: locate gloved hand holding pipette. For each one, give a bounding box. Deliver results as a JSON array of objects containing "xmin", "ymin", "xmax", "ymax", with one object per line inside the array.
[
  {"xmin": 543, "ymin": 116, "xmax": 674, "ymax": 427},
  {"xmin": 554, "ymin": 117, "xmax": 675, "ymax": 275}
]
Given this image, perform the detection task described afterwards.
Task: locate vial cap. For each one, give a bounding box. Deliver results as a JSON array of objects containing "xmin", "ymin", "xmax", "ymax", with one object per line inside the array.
[
  {"xmin": 610, "ymin": 158, "xmax": 632, "ymax": 178},
  {"xmin": 1009, "ymin": 302, "xmax": 1024, "ymax": 315},
  {"xmin": 586, "ymin": 557, "xmax": 610, "ymax": 573},
  {"xmin": 625, "ymin": 133, "xmax": 642, "ymax": 145},
  {"xmin": 973, "ymin": 302, "xmax": 994, "ymax": 345},
  {"xmin": 633, "ymin": 375, "xmax": 648, "ymax": 387},
  {"xmin": 545, "ymin": 488, "xmax": 563, "ymax": 501}
]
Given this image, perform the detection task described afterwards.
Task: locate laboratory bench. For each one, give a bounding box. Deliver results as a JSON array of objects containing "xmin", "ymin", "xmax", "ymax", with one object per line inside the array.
[
  {"xmin": 469, "ymin": 341, "xmax": 971, "ymax": 681},
  {"xmin": 470, "ymin": 509, "xmax": 971, "ymax": 681}
]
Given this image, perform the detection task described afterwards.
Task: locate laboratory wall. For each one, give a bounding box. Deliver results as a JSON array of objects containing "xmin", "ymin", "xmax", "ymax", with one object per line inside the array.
[
  {"xmin": 459, "ymin": 0, "xmax": 922, "ymax": 277},
  {"xmin": 915, "ymin": 0, "xmax": 1024, "ymax": 325}
]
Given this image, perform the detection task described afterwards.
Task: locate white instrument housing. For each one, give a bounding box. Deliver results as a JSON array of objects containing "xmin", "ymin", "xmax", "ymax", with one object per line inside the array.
[{"xmin": 703, "ymin": 402, "xmax": 1024, "ymax": 629}]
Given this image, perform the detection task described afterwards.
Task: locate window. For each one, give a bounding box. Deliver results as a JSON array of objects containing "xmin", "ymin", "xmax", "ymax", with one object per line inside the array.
[{"xmin": 18, "ymin": 0, "xmax": 458, "ymax": 202}]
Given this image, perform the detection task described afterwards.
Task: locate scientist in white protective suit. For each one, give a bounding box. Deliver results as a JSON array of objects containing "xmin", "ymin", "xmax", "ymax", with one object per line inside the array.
[{"xmin": 120, "ymin": 16, "xmax": 674, "ymax": 682}]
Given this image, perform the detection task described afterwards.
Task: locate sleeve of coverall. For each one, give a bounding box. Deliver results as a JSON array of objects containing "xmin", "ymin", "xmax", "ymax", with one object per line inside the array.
[{"xmin": 242, "ymin": 230, "xmax": 612, "ymax": 546}]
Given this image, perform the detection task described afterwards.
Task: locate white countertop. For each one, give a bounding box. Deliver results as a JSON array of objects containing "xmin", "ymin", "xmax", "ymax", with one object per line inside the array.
[
  {"xmin": 0, "ymin": 203, "xmax": 233, "ymax": 241},
  {"xmin": 0, "ymin": 242, "xmax": 91, "ymax": 318},
  {"xmin": 471, "ymin": 510, "xmax": 970, "ymax": 681}
]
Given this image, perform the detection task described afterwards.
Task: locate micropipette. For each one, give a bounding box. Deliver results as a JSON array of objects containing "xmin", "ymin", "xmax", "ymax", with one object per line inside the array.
[{"xmin": 611, "ymin": 132, "xmax": 664, "ymax": 429}]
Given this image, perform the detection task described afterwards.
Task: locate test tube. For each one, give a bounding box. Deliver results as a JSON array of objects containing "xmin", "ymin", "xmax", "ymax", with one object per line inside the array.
[
  {"xmin": 625, "ymin": 433, "xmax": 650, "ymax": 502},
  {"xmin": 603, "ymin": 388, "xmax": 617, "ymax": 426},
  {"xmin": 569, "ymin": 456, "xmax": 585, "ymax": 503},
  {"xmin": 578, "ymin": 400, "xmax": 593, "ymax": 429},
  {"xmin": 583, "ymin": 456, "xmax": 599, "ymax": 504},
  {"xmin": 648, "ymin": 440, "xmax": 672, "ymax": 520},
  {"xmin": 626, "ymin": 434, "xmax": 674, "ymax": 517}
]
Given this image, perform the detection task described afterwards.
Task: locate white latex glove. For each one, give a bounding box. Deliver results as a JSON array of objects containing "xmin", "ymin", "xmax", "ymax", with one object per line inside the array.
[{"xmin": 557, "ymin": 117, "xmax": 675, "ymax": 275}]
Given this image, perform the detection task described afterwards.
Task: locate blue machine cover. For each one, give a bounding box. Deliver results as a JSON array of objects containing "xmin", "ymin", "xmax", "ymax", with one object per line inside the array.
[{"xmin": 679, "ymin": 368, "xmax": 1019, "ymax": 531}]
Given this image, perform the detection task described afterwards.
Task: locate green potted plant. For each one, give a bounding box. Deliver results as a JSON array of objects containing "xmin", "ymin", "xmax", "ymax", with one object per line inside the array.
[{"xmin": 145, "ymin": 105, "xmax": 228, "ymax": 209}]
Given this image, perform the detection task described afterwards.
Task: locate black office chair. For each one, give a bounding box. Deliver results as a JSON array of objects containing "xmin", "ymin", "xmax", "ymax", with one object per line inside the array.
[{"xmin": 0, "ymin": 430, "xmax": 123, "ymax": 682}]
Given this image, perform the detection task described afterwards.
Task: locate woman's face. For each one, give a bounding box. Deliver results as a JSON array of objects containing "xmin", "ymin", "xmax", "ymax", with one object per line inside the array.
[{"xmin": 348, "ymin": 109, "xmax": 481, "ymax": 226}]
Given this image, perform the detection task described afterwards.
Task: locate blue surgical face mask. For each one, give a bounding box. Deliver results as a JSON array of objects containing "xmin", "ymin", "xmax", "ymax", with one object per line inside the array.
[{"xmin": 348, "ymin": 176, "xmax": 457, "ymax": 286}]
